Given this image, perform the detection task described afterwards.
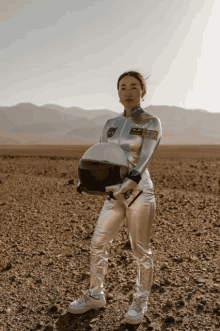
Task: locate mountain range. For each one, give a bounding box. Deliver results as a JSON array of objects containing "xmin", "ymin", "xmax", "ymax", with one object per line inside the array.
[{"xmin": 0, "ymin": 103, "xmax": 219, "ymax": 144}]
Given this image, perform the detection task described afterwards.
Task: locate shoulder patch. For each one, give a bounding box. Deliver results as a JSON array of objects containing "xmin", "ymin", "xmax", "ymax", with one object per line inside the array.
[
  {"xmin": 130, "ymin": 127, "xmax": 144, "ymax": 136},
  {"xmin": 132, "ymin": 112, "xmax": 156, "ymax": 125},
  {"xmin": 144, "ymin": 130, "xmax": 158, "ymax": 140},
  {"xmin": 107, "ymin": 127, "xmax": 118, "ymax": 138}
]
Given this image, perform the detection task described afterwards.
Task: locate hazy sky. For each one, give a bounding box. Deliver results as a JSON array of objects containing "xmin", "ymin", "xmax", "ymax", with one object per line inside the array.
[{"xmin": 1, "ymin": 0, "xmax": 219, "ymax": 113}]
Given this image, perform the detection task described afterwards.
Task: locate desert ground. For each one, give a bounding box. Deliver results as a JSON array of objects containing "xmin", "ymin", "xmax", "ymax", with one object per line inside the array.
[{"xmin": 0, "ymin": 144, "xmax": 219, "ymax": 331}]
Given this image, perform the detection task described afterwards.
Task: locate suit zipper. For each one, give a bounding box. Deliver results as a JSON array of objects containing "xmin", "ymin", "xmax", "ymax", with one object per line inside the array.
[{"xmin": 118, "ymin": 118, "xmax": 128, "ymax": 146}]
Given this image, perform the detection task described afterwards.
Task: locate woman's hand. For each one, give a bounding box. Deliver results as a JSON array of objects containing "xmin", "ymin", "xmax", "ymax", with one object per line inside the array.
[
  {"xmin": 105, "ymin": 184, "xmax": 121, "ymax": 199},
  {"xmin": 76, "ymin": 181, "xmax": 84, "ymax": 194},
  {"xmin": 106, "ymin": 179, "xmax": 138, "ymax": 200}
]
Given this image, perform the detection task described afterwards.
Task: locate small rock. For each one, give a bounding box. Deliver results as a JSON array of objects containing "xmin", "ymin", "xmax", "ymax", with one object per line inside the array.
[
  {"xmin": 187, "ymin": 292, "xmax": 193, "ymax": 298},
  {"xmin": 39, "ymin": 251, "xmax": 46, "ymax": 256},
  {"xmin": 200, "ymin": 299, "xmax": 206, "ymax": 305},
  {"xmin": 106, "ymin": 293, "xmax": 114, "ymax": 299},
  {"xmin": 160, "ymin": 265, "xmax": 169, "ymax": 270},
  {"xmin": 36, "ymin": 279, "xmax": 42, "ymax": 284},
  {"xmin": 49, "ymin": 305, "xmax": 58, "ymax": 313},
  {"xmin": 165, "ymin": 300, "xmax": 173, "ymax": 308},
  {"xmin": 47, "ymin": 262, "xmax": 53, "ymax": 266},
  {"xmin": 152, "ymin": 283, "xmax": 160, "ymax": 290},
  {"xmin": 17, "ymin": 305, "xmax": 26, "ymax": 312},
  {"xmin": 153, "ymin": 312, "xmax": 161, "ymax": 318},
  {"xmin": 36, "ymin": 322, "xmax": 43, "ymax": 329},
  {"xmin": 81, "ymin": 246, "xmax": 90, "ymax": 251},
  {"xmin": 159, "ymin": 286, "xmax": 165, "ymax": 293},
  {"xmin": 145, "ymin": 316, "xmax": 151, "ymax": 324},
  {"xmin": 173, "ymin": 257, "xmax": 183, "ymax": 263},
  {"xmin": 9, "ymin": 276, "xmax": 16, "ymax": 282},
  {"xmin": 44, "ymin": 326, "xmax": 53, "ymax": 331},
  {"xmin": 195, "ymin": 278, "xmax": 206, "ymax": 284},
  {"xmin": 164, "ymin": 315, "xmax": 175, "ymax": 323},
  {"xmin": 1, "ymin": 262, "xmax": 12, "ymax": 272},
  {"xmin": 197, "ymin": 303, "xmax": 204, "ymax": 310},
  {"xmin": 123, "ymin": 240, "xmax": 131, "ymax": 249},
  {"xmin": 81, "ymin": 273, "xmax": 90, "ymax": 280},
  {"xmin": 126, "ymin": 284, "xmax": 133, "ymax": 290},
  {"xmin": 177, "ymin": 300, "xmax": 185, "ymax": 307},
  {"xmin": 68, "ymin": 179, "xmax": 74, "ymax": 185},
  {"xmin": 162, "ymin": 279, "xmax": 171, "ymax": 286}
]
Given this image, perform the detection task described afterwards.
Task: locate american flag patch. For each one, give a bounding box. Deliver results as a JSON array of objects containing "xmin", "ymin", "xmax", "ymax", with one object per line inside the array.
[
  {"xmin": 144, "ymin": 130, "xmax": 158, "ymax": 140},
  {"xmin": 130, "ymin": 127, "xmax": 143, "ymax": 136}
]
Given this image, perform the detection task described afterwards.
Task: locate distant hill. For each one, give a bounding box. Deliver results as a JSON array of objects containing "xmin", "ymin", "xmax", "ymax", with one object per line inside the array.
[{"xmin": 0, "ymin": 103, "xmax": 219, "ymax": 144}]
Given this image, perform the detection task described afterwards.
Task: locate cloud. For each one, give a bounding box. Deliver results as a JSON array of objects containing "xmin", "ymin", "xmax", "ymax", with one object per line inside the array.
[{"xmin": 0, "ymin": 0, "xmax": 33, "ymax": 21}]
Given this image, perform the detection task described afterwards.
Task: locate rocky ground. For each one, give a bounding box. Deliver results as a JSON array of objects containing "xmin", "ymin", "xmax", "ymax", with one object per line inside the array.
[{"xmin": 0, "ymin": 145, "xmax": 219, "ymax": 331}]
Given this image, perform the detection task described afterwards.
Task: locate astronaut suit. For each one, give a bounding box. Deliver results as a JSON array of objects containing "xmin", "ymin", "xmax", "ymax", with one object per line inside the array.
[{"xmin": 88, "ymin": 106, "xmax": 162, "ymax": 302}]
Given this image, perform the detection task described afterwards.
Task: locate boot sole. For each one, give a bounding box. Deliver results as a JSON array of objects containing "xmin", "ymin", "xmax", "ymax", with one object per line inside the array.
[
  {"xmin": 68, "ymin": 299, "xmax": 106, "ymax": 314},
  {"xmin": 124, "ymin": 308, "xmax": 147, "ymax": 325},
  {"xmin": 124, "ymin": 316, "xmax": 143, "ymax": 325}
]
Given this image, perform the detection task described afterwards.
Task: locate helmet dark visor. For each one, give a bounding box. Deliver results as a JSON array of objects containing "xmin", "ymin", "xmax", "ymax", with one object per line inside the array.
[
  {"xmin": 78, "ymin": 160, "xmax": 128, "ymax": 194},
  {"xmin": 78, "ymin": 142, "xmax": 129, "ymax": 195}
]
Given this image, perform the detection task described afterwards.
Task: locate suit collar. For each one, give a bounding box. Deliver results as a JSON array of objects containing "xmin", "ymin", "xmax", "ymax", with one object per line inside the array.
[{"xmin": 123, "ymin": 107, "xmax": 145, "ymax": 118}]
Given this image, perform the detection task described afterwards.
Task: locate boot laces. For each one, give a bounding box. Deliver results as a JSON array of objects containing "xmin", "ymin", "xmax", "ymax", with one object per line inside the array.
[
  {"xmin": 130, "ymin": 296, "xmax": 147, "ymax": 313},
  {"xmin": 79, "ymin": 290, "xmax": 99, "ymax": 304}
]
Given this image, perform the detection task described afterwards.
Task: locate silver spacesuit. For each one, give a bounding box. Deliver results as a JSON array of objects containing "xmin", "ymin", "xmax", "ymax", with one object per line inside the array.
[{"xmin": 88, "ymin": 106, "xmax": 162, "ymax": 301}]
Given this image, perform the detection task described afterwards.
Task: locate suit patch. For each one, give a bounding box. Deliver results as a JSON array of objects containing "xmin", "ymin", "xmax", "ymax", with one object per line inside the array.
[
  {"xmin": 144, "ymin": 130, "xmax": 158, "ymax": 140},
  {"xmin": 130, "ymin": 127, "xmax": 143, "ymax": 136},
  {"xmin": 107, "ymin": 127, "xmax": 118, "ymax": 138}
]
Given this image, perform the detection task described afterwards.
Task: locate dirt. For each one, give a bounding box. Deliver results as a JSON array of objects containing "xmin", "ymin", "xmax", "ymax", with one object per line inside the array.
[{"xmin": 0, "ymin": 145, "xmax": 219, "ymax": 331}]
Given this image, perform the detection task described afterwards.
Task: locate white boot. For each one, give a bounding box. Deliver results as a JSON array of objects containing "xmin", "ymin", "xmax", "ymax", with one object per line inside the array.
[
  {"xmin": 68, "ymin": 289, "xmax": 106, "ymax": 314},
  {"xmin": 124, "ymin": 294, "xmax": 148, "ymax": 324}
]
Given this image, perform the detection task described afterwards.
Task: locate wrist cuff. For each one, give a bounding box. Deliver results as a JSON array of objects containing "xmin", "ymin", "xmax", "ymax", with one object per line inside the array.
[{"xmin": 126, "ymin": 169, "xmax": 142, "ymax": 184}]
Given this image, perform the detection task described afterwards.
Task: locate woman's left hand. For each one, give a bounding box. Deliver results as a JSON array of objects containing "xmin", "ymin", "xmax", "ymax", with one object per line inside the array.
[{"xmin": 106, "ymin": 179, "xmax": 138, "ymax": 200}]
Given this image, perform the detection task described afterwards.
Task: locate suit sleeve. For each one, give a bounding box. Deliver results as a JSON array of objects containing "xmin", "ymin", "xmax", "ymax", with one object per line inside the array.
[{"xmin": 133, "ymin": 116, "xmax": 162, "ymax": 175}]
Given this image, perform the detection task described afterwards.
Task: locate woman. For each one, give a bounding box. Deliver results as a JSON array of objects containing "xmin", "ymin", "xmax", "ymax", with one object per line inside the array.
[{"xmin": 68, "ymin": 71, "xmax": 162, "ymax": 325}]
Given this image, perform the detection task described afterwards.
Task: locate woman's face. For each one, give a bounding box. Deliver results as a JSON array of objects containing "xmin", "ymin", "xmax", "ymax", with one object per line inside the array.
[{"xmin": 118, "ymin": 75, "xmax": 143, "ymax": 109}]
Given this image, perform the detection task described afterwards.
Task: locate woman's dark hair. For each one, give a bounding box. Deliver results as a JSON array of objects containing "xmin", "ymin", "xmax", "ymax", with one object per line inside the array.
[{"xmin": 117, "ymin": 71, "xmax": 149, "ymax": 98}]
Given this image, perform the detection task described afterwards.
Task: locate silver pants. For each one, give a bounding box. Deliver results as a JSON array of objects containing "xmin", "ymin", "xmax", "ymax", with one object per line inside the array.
[{"xmin": 89, "ymin": 171, "xmax": 156, "ymax": 300}]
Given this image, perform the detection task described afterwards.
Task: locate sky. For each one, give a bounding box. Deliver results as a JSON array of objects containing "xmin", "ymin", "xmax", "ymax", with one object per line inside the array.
[{"xmin": 1, "ymin": 0, "xmax": 219, "ymax": 113}]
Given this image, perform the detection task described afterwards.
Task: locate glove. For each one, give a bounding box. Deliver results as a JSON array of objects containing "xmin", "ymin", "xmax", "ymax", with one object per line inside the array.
[
  {"xmin": 106, "ymin": 179, "xmax": 138, "ymax": 201},
  {"xmin": 76, "ymin": 182, "xmax": 84, "ymax": 194}
]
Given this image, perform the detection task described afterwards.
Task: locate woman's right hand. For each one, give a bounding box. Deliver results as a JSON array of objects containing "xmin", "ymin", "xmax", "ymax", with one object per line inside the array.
[{"xmin": 105, "ymin": 184, "xmax": 122, "ymax": 200}]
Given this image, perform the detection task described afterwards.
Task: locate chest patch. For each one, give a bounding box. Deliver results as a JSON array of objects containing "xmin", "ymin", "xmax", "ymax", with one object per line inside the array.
[
  {"xmin": 130, "ymin": 127, "xmax": 144, "ymax": 136},
  {"xmin": 107, "ymin": 127, "xmax": 118, "ymax": 138},
  {"xmin": 144, "ymin": 130, "xmax": 158, "ymax": 140}
]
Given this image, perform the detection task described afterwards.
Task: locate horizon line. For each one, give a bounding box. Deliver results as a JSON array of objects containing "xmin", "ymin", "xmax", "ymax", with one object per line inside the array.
[{"xmin": 1, "ymin": 102, "xmax": 219, "ymax": 114}]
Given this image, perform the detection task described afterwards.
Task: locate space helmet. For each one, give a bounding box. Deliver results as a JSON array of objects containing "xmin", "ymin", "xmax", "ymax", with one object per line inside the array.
[{"xmin": 78, "ymin": 142, "xmax": 129, "ymax": 195}]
